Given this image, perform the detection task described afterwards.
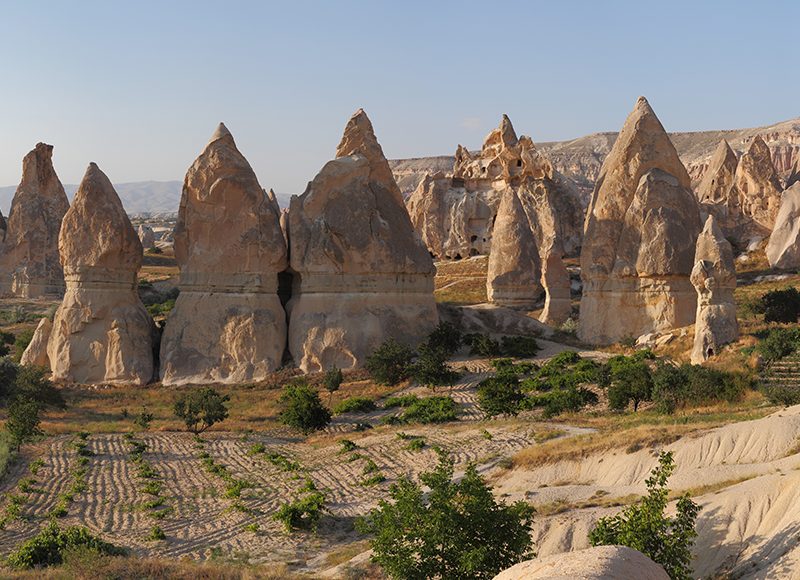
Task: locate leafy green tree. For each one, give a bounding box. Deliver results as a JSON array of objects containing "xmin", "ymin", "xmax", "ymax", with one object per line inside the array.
[
  {"xmin": 273, "ymin": 478, "xmax": 327, "ymax": 531},
  {"xmin": 366, "ymin": 339, "xmax": 415, "ymax": 386},
  {"xmin": 651, "ymin": 363, "xmax": 688, "ymax": 414},
  {"xmin": 477, "ymin": 376, "xmax": 525, "ymax": 418},
  {"xmin": 757, "ymin": 327, "xmax": 800, "ymax": 364},
  {"xmin": 761, "ymin": 287, "xmax": 800, "ymax": 323},
  {"xmin": 425, "ymin": 321, "xmax": 462, "ymax": 357},
  {"xmin": 358, "ymin": 454, "xmax": 534, "ymax": 579},
  {"xmin": 134, "ymin": 406, "xmax": 154, "ymax": 430},
  {"xmin": 589, "ymin": 451, "xmax": 700, "ymax": 580},
  {"xmin": 173, "ymin": 388, "xmax": 230, "ymax": 434},
  {"xmin": 278, "ymin": 381, "xmax": 331, "ymax": 433},
  {"xmin": 465, "ymin": 333, "xmax": 501, "ymax": 357},
  {"xmin": 6, "ymin": 397, "xmax": 42, "ymax": 450},
  {"xmin": 410, "ymin": 343, "xmax": 459, "ymax": 389},
  {"xmin": 606, "ymin": 356, "xmax": 653, "ymax": 411},
  {"xmin": 323, "ymin": 367, "xmax": 343, "ymax": 405},
  {"xmin": 6, "ymin": 520, "xmax": 125, "ymax": 569}
]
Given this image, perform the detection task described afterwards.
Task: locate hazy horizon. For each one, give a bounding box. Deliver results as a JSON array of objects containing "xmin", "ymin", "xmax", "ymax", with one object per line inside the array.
[{"xmin": 1, "ymin": 0, "xmax": 798, "ymax": 192}]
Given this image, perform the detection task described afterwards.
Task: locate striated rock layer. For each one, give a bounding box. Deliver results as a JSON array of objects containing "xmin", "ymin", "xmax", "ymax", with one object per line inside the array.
[
  {"xmin": 579, "ymin": 97, "xmax": 702, "ymax": 344},
  {"xmin": 691, "ymin": 216, "xmax": 738, "ymax": 364},
  {"xmin": 287, "ymin": 109, "xmax": 437, "ymax": 373},
  {"xmin": 0, "ymin": 143, "xmax": 70, "ymax": 297},
  {"xmin": 160, "ymin": 124, "xmax": 287, "ymax": 385},
  {"xmin": 766, "ymin": 182, "xmax": 800, "ymax": 269},
  {"xmin": 47, "ymin": 163, "xmax": 154, "ymax": 385},
  {"xmin": 735, "ymin": 135, "xmax": 783, "ymax": 230}
]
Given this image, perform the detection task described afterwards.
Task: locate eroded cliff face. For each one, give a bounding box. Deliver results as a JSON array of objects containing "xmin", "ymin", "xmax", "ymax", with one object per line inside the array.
[
  {"xmin": 579, "ymin": 97, "xmax": 702, "ymax": 345},
  {"xmin": 287, "ymin": 109, "xmax": 437, "ymax": 373}
]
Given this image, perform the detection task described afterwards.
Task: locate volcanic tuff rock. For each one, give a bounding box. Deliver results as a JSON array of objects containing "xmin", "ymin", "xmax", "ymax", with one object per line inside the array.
[
  {"xmin": 766, "ymin": 182, "xmax": 800, "ymax": 269},
  {"xmin": 493, "ymin": 546, "xmax": 669, "ymax": 580},
  {"xmin": 788, "ymin": 158, "xmax": 800, "ymax": 189},
  {"xmin": 697, "ymin": 139, "xmax": 741, "ymax": 232},
  {"xmin": 579, "ymin": 97, "xmax": 702, "ymax": 344},
  {"xmin": 47, "ymin": 163, "xmax": 154, "ymax": 385},
  {"xmin": 735, "ymin": 135, "xmax": 783, "ymax": 230},
  {"xmin": 137, "ymin": 224, "xmax": 156, "ymax": 250},
  {"xmin": 0, "ymin": 143, "xmax": 70, "ymax": 297},
  {"xmin": 486, "ymin": 189, "xmax": 541, "ymax": 307},
  {"xmin": 405, "ymin": 115, "xmax": 584, "ymax": 260},
  {"xmin": 287, "ymin": 109, "xmax": 437, "ymax": 373},
  {"xmin": 160, "ymin": 124, "xmax": 287, "ymax": 385},
  {"xmin": 691, "ymin": 215, "xmax": 738, "ymax": 364},
  {"xmin": 20, "ymin": 317, "xmax": 52, "ymax": 368}
]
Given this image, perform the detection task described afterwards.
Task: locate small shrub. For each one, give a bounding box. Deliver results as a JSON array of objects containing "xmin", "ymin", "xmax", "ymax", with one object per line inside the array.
[
  {"xmin": 757, "ymin": 327, "xmax": 800, "ymax": 364},
  {"xmin": 530, "ymin": 387, "xmax": 598, "ymax": 418},
  {"xmin": 365, "ymin": 339, "xmax": 415, "ymax": 386},
  {"xmin": 410, "ymin": 343, "xmax": 459, "ymax": 388},
  {"xmin": 500, "ymin": 335, "xmax": 540, "ymax": 357},
  {"xmin": 146, "ymin": 525, "xmax": 166, "ymax": 541},
  {"xmin": 762, "ymin": 384, "xmax": 800, "ymax": 406},
  {"xmin": 278, "ymin": 382, "xmax": 331, "ymax": 433},
  {"xmin": 247, "ymin": 442, "xmax": 266, "ymax": 456},
  {"xmin": 477, "ymin": 375, "xmax": 526, "ymax": 418},
  {"xmin": 244, "ymin": 522, "xmax": 260, "ymax": 534},
  {"xmin": 762, "ymin": 287, "xmax": 800, "ymax": 323},
  {"xmin": 424, "ymin": 321, "xmax": 462, "ymax": 357},
  {"xmin": 402, "ymin": 396, "xmax": 458, "ymax": 424},
  {"xmin": 383, "ymin": 394, "xmax": 419, "ymax": 409},
  {"xmin": 173, "ymin": 388, "xmax": 230, "ymax": 434},
  {"xmin": 361, "ymin": 473, "xmax": 386, "ymax": 486},
  {"xmin": 273, "ymin": 481, "xmax": 326, "ymax": 532},
  {"xmin": 339, "ymin": 439, "xmax": 358, "ymax": 453},
  {"xmin": 265, "ymin": 453, "xmax": 301, "ymax": 472},
  {"xmin": 465, "ymin": 333, "xmax": 501, "ymax": 357},
  {"xmin": 323, "ymin": 367, "xmax": 343, "ymax": 405},
  {"xmin": 6, "ymin": 521, "xmax": 125, "ymax": 569},
  {"xmin": 134, "ymin": 407, "xmax": 154, "ymax": 430},
  {"xmin": 407, "ymin": 438, "xmax": 425, "ymax": 452},
  {"xmin": 333, "ymin": 396, "xmax": 377, "ymax": 415}
]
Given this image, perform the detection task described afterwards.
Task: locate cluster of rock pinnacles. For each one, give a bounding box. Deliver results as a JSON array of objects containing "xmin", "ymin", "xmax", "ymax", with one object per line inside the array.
[{"xmin": 13, "ymin": 97, "xmax": 800, "ymax": 384}]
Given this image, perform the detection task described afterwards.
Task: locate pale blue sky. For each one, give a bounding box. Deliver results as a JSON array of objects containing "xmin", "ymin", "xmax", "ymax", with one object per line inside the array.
[{"xmin": 1, "ymin": 0, "xmax": 797, "ymax": 191}]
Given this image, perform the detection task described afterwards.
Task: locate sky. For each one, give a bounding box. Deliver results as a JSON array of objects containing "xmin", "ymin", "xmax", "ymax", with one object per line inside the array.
[{"xmin": 1, "ymin": 0, "xmax": 798, "ymax": 191}]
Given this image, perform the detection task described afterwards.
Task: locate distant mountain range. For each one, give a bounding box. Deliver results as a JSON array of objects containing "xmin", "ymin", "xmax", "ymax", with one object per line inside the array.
[{"xmin": 0, "ymin": 181, "xmax": 294, "ymax": 217}]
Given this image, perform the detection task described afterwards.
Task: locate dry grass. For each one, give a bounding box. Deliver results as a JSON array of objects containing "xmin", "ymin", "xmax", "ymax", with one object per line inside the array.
[
  {"xmin": 534, "ymin": 491, "xmax": 641, "ymax": 516},
  {"xmin": 434, "ymin": 256, "xmax": 488, "ymax": 304},
  {"xmin": 679, "ymin": 475, "xmax": 757, "ymax": 499}
]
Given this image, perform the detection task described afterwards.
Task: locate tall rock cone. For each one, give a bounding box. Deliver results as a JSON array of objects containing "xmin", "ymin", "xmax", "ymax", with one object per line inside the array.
[
  {"xmin": 486, "ymin": 189, "xmax": 542, "ymax": 307},
  {"xmin": 579, "ymin": 97, "xmax": 702, "ymax": 344},
  {"xmin": 287, "ymin": 109, "xmax": 437, "ymax": 372},
  {"xmin": 766, "ymin": 182, "xmax": 800, "ymax": 269},
  {"xmin": 0, "ymin": 143, "xmax": 70, "ymax": 297},
  {"xmin": 160, "ymin": 124, "xmax": 288, "ymax": 385},
  {"xmin": 735, "ymin": 135, "xmax": 783, "ymax": 229},
  {"xmin": 787, "ymin": 158, "xmax": 800, "ymax": 189},
  {"xmin": 697, "ymin": 140, "xmax": 741, "ymax": 233},
  {"xmin": 47, "ymin": 163, "xmax": 154, "ymax": 385},
  {"xmin": 691, "ymin": 215, "xmax": 738, "ymax": 364}
]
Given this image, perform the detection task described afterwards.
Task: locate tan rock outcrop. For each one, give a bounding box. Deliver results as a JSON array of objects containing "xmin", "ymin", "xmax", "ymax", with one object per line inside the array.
[
  {"xmin": 137, "ymin": 225, "xmax": 156, "ymax": 250},
  {"xmin": 735, "ymin": 135, "xmax": 783, "ymax": 229},
  {"xmin": 766, "ymin": 182, "xmax": 800, "ymax": 269},
  {"xmin": 0, "ymin": 143, "xmax": 70, "ymax": 297},
  {"xmin": 287, "ymin": 109, "xmax": 437, "ymax": 373},
  {"xmin": 47, "ymin": 163, "xmax": 154, "ymax": 385},
  {"xmin": 493, "ymin": 546, "xmax": 669, "ymax": 580},
  {"xmin": 539, "ymin": 248, "xmax": 572, "ymax": 325},
  {"xmin": 788, "ymin": 158, "xmax": 800, "ymax": 189},
  {"xmin": 159, "ymin": 124, "xmax": 287, "ymax": 385},
  {"xmin": 579, "ymin": 97, "xmax": 702, "ymax": 344},
  {"xmin": 697, "ymin": 140, "xmax": 741, "ymax": 231},
  {"xmin": 20, "ymin": 317, "xmax": 52, "ymax": 368},
  {"xmin": 405, "ymin": 115, "xmax": 584, "ymax": 260},
  {"xmin": 486, "ymin": 190, "xmax": 541, "ymax": 307},
  {"xmin": 691, "ymin": 216, "xmax": 738, "ymax": 364}
]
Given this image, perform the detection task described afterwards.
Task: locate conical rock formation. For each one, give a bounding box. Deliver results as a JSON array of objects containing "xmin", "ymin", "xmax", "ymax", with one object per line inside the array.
[
  {"xmin": 20, "ymin": 317, "xmax": 52, "ymax": 368},
  {"xmin": 287, "ymin": 109, "xmax": 437, "ymax": 373},
  {"xmin": 697, "ymin": 140, "xmax": 741, "ymax": 233},
  {"xmin": 735, "ymin": 135, "xmax": 783, "ymax": 229},
  {"xmin": 691, "ymin": 215, "xmax": 738, "ymax": 364},
  {"xmin": 0, "ymin": 143, "xmax": 70, "ymax": 297},
  {"xmin": 486, "ymin": 189, "xmax": 541, "ymax": 306},
  {"xmin": 47, "ymin": 163, "xmax": 154, "ymax": 385},
  {"xmin": 579, "ymin": 97, "xmax": 702, "ymax": 344},
  {"xmin": 160, "ymin": 124, "xmax": 288, "ymax": 385},
  {"xmin": 766, "ymin": 182, "xmax": 800, "ymax": 269},
  {"xmin": 137, "ymin": 225, "xmax": 156, "ymax": 250}
]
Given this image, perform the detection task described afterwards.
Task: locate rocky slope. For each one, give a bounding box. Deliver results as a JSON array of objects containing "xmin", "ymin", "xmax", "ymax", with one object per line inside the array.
[{"xmin": 390, "ymin": 116, "xmax": 800, "ymax": 200}]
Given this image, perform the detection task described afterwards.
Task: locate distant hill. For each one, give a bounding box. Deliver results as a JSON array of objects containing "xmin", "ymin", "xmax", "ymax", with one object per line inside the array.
[{"xmin": 0, "ymin": 181, "xmax": 294, "ymax": 216}]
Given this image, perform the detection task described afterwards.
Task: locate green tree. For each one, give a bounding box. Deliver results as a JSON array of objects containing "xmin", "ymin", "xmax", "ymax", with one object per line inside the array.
[
  {"xmin": 366, "ymin": 339, "xmax": 415, "ymax": 386},
  {"xmin": 589, "ymin": 451, "xmax": 700, "ymax": 580},
  {"xmin": 761, "ymin": 287, "xmax": 800, "ymax": 323},
  {"xmin": 606, "ymin": 356, "xmax": 653, "ymax": 411},
  {"xmin": 410, "ymin": 343, "xmax": 459, "ymax": 390},
  {"xmin": 425, "ymin": 321, "xmax": 462, "ymax": 357},
  {"xmin": 358, "ymin": 454, "xmax": 534, "ymax": 579},
  {"xmin": 323, "ymin": 367, "xmax": 343, "ymax": 405},
  {"xmin": 173, "ymin": 388, "xmax": 230, "ymax": 434},
  {"xmin": 278, "ymin": 381, "xmax": 331, "ymax": 434},
  {"xmin": 651, "ymin": 363, "xmax": 689, "ymax": 414},
  {"xmin": 477, "ymin": 376, "xmax": 525, "ymax": 418},
  {"xmin": 6, "ymin": 397, "xmax": 42, "ymax": 450}
]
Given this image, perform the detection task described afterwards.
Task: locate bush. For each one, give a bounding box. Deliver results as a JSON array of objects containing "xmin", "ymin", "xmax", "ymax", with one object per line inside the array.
[
  {"xmin": 606, "ymin": 356, "xmax": 653, "ymax": 411},
  {"xmin": 757, "ymin": 327, "xmax": 800, "ymax": 364},
  {"xmin": 365, "ymin": 339, "xmax": 415, "ymax": 386},
  {"xmin": 402, "ymin": 396, "xmax": 458, "ymax": 424},
  {"xmin": 323, "ymin": 367, "xmax": 343, "ymax": 404},
  {"xmin": 762, "ymin": 384, "xmax": 800, "ymax": 406},
  {"xmin": 146, "ymin": 299, "xmax": 176, "ymax": 318},
  {"xmin": 278, "ymin": 381, "xmax": 331, "ymax": 434},
  {"xmin": 173, "ymin": 388, "xmax": 230, "ymax": 434},
  {"xmin": 652, "ymin": 364, "xmax": 751, "ymax": 414},
  {"xmin": 410, "ymin": 343, "xmax": 459, "ymax": 388},
  {"xmin": 333, "ymin": 396, "xmax": 377, "ymax": 415},
  {"xmin": 500, "ymin": 335, "xmax": 540, "ymax": 357},
  {"xmin": 357, "ymin": 454, "xmax": 534, "ymax": 579},
  {"xmin": 134, "ymin": 407, "xmax": 154, "ymax": 430},
  {"xmin": 477, "ymin": 376, "xmax": 526, "ymax": 418},
  {"xmin": 146, "ymin": 525, "xmax": 166, "ymax": 541},
  {"xmin": 6, "ymin": 521, "xmax": 126, "ymax": 569},
  {"xmin": 425, "ymin": 321, "xmax": 462, "ymax": 357},
  {"xmin": 531, "ymin": 387, "xmax": 598, "ymax": 418},
  {"xmin": 382, "ymin": 394, "xmax": 419, "ymax": 409},
  {"xmin": 762, "ymin": 287, "xmax": 800, "ymax": 323},
  {"xmin": 273, "ymin": 480, "xmax": 326, "ymax": 532},
  {"xmin": 6, "ymin": 397, "xmax": 43, "ymax": 450},
  {"xmin": 465, "ymin": 333, "xmax": 501, "ymax": 357},
  {"xmin": 589, "ymin": 451, "xmax": 699, "ymax": 580}
]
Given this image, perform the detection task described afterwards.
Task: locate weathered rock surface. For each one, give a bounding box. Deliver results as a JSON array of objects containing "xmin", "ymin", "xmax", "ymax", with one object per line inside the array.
[
  {"xmin": 486, "ymin": 189, "xmax": 541, "ymax": 307},
  {"xmin": 787, "ymin": 158, "xmax": 800, "ymax": 189},
  {"xmin": 160, "ymin": 124, "xmax": 287, "ymax": 385},
  {"xmin": 579, "ymin": 97, "xmax": 702, "ymax": 344},
  {"xmin": 766, "ymin": 182, "xmax": 800, "ymax": 269},
  {"xmin": 287, "ymin": 109, "xmax": 437, "ymax": 373},
  {"xmin": 697, "ymin": 139, "xmax": 741, "ymax": 232},
  {"xmin": 493, "ymin": 546, "xmax": 669, "ymax": 580},
  {"xmin": 539, "ymin": 248, "xmax": 572, "ymax": 325},
  {"xmin": 691, "ymin": 216, "xmax": 738, "ymax": 364},
  {"xmin": 137, "ymin": 225, "xmax": 156, "ymax": 250},
  {"xmin": 405, "ymin": 115, "xmax": 584, "ymax": 260},
  {"xmin": 47, "ymin": 163, "xmax": 154, "ymax": 385},
  {"xmin": 0, "ymin": 143, "xmax": 69, "ymax": 297},
  {"xmin": 20, "ymin": 317, "xmax": 52, "ymax": 368},
  {"xmin": 735, "ymin": 135, "xmax": 783, "ymax": 229}
]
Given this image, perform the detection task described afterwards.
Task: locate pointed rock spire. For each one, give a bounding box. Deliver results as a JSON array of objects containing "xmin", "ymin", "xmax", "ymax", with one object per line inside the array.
[
  {"xmin": 208, "ymin": 122, "xmax": 233, "ymax": 145},
  {"xmin": 766, "ymin": 182, "xmax": 800, "ymax": 269},
  {"xmin": 160, "ymin": 123, "xmax": 288, "ymax": 385},
  {"xmin": 788, "ymin": 157, "xmax": 800, "ymax": 188},
  {"xmin": 487, "ymin": 190, "xmax": 542, "ymax": 307},
  {"xmin": 735, "ymin": 135, "xmax": 782, "ymax": 228},
  {"xmin": 691, "ymin": 215, "xmax": 738, "ymax": 364},
  {"xmin": 48, "ymin": 163, "xmax": 154, "ymax": 385},
  {"xmin": 0, "ymin": 142, "xmax": 70, "ymax": 297},
  {"xmin": 697, "ymin": 140, "xmax": 739, "ymax": 204}
]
